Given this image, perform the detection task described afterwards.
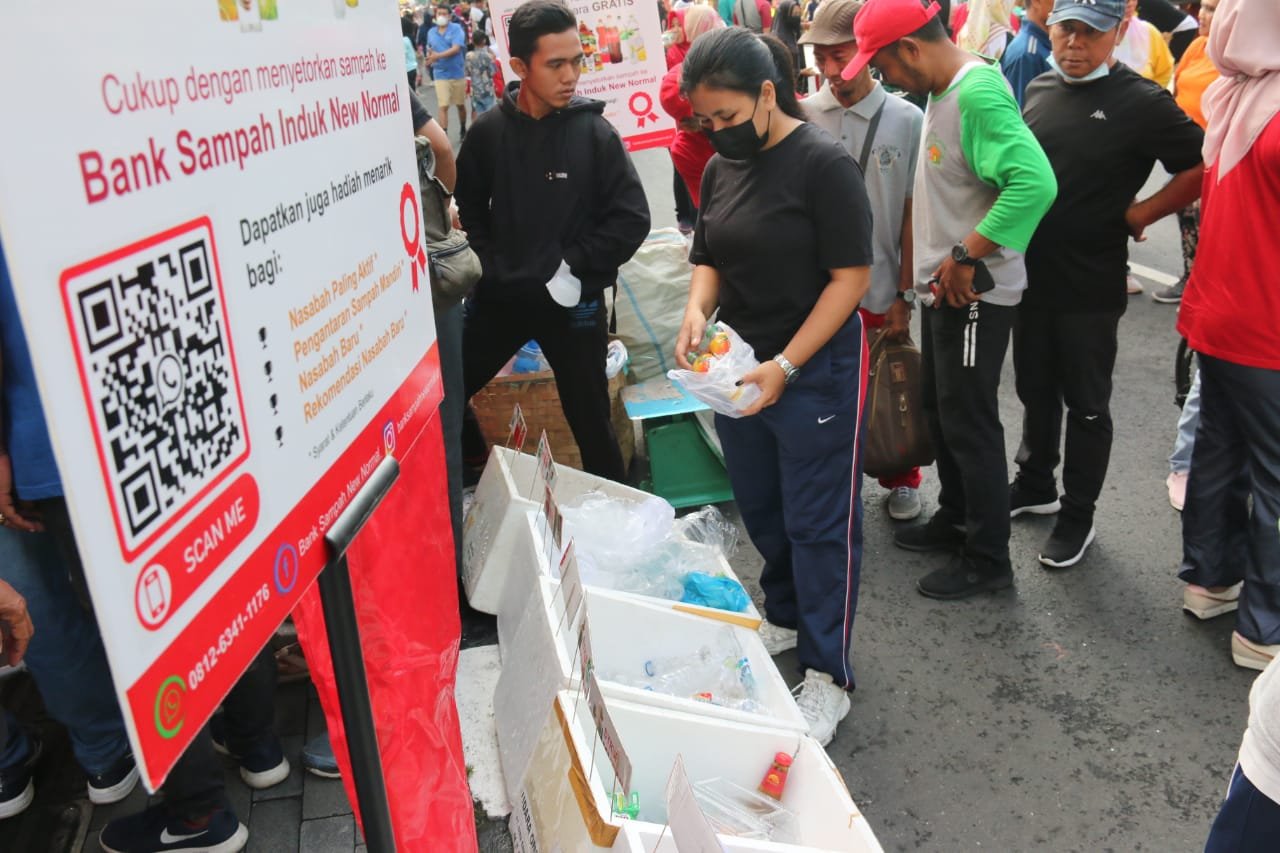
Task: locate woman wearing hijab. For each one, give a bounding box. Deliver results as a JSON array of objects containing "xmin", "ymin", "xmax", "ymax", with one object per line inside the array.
[
  {"xmin": 661, "ymin": 5, "xmax": 725, "ymax": 227},
  {"xmin": 1113, "ymin": 0, "xmax": 1175, "ymax": 86},
  {"xmin": 1174, "ymin": 0, "xmax": 1280, "ymax": 678},
  {"xmin": 957, "ymin": 0, "xmax": 1016, "ymax": 59}
]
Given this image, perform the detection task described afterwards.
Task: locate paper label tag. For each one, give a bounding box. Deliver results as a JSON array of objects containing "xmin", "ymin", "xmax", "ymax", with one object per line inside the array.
[
  {"xmin": 542, "ymin": 484, "xmax": 563, "ymax": 552},
  {"xmin": 507, "ymin": 403, "xmax": 528, "ymax": 452},
  {"xmin": 536, "ymin": 430, "xmax": 557, "ymax": 489},
  {"xmin": 586, "ymin": 670, "xmax": 632, "ymax": 797},
  {"xmin": 558, "ymin": 540, "xmax": 583, "ymax": 624},
  {"xmin": 665, "ymin": 755, "xmax": 724, "ymax": 852}
]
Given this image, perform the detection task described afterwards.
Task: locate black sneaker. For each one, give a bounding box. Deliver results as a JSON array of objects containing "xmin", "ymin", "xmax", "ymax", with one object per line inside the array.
[
  {"xmin": 1152, "ymin": 276, "xmax": 1186, "ymax": 304},
  {"xmin": 917, "ymin": 556, "xmax": 1014, "ymax": 600},
  {"xmin": 1009, "ymin": 477, "xmax": 1061, "ymax": 518},
  {"xmin": 0, "ymin": 732, "xmax": 41, "ymax": 820},
  {"xmin": 1038, "ymin": 516, "xmax": 1097, "ymax": 568},
  {"xmin": 99, "ymin": 805, "xmax": 247, "ymax": 853},
  {"xmin": 88, "ymin": 750, "xmax": 140, "ymax": 805},
  {"xmin": 893, "ymin": 514, "xmax": 965, "ymax": 552}
]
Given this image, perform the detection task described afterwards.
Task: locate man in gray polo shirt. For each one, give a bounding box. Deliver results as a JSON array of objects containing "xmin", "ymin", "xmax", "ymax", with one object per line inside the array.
[{"xmin": 801, "ymin": 0, "xmax": 925, "ymax": 521}]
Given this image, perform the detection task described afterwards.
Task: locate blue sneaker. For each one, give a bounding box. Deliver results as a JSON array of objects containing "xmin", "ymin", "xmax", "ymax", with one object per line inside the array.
[
  {"xmin": 0, "ymin": 732, "xmax": 40, "ymax": 820},
  {"xmin": 98, "ymin": 804, "xmax": 247, "ymax": 853},
  {"xmin": 88, "ymin": 750, "xmax": 140, "ymax": 805},
  {"xmin": 301, "ymin": 733, "xmax": 340, "ymax": 779},
  {"xmin": 207, "ymin": 716, "xmax": 289, "ymax": 790}
]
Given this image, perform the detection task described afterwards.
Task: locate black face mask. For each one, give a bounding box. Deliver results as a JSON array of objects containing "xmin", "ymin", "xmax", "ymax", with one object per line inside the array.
[{"xmin": 705, "ymin": 95, "xmax": 771, "ymax": 161}]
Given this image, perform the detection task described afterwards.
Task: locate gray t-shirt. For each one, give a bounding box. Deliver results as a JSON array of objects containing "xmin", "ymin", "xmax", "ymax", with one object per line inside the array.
[{"xmin": 803, "ymin": 83, "xmax": 923, "ymax": 315}]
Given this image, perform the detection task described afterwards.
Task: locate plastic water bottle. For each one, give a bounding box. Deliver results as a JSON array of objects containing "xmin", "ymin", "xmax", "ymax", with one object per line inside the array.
[{"xmin": 513, "ymin": 341, "xmax": 549, "ymax": 374}]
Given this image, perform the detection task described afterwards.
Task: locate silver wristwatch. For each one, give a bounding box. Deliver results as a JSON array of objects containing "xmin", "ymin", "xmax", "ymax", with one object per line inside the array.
[{"xmin": 772, "ymin": 353, "xmax": 799, "ymax": 384}]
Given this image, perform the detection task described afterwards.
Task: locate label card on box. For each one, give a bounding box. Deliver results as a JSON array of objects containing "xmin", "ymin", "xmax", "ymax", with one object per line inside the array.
[
  {"xmin": 577, "ymin": 613, "xmax": 593, "ymax": 681},
  {"xmin": 536, "ymin": 430, "xmax": 557, "ymax": 490},
  {"xmin": 506, "ymin": 403, "xmax": 528, "ymax": 452},
  {"xmin": 542, "ymin": 485, "xmax": 563, "ymax": 552},
  {"xmin": 586, "ymin": 669, "xmax": 633, "ymax": 797},
  {"xmin": 665, "ymin": 755, "xmax": 724, "ymax": 852},
  {"xmin": 558, "ymin": 540, "xmax": 583, "ymax": 624}
]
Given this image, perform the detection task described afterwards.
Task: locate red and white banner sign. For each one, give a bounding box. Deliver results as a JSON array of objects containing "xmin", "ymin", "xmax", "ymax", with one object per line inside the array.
[
  {"xmin": 488, "ymin": 0, "xmax": 676, "ymax": 152},
  {"xmin": 0, "ymin": 0, "xmax": 439, "ymax": 789}
]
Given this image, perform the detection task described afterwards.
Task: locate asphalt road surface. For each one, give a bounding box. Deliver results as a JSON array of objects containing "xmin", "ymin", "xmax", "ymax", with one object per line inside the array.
[{"xmin": 630, "ymin": 145, "xmax": 1241, "ymax": 852}]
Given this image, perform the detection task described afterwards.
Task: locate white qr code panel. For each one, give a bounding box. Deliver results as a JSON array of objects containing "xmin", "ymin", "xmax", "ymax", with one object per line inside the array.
[{"xmin": 60, "ymin": 219, "xmax": 249, "ymax": 559}]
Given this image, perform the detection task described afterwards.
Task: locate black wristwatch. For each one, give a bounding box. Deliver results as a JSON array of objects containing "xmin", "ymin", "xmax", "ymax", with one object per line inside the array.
[
  {"xmin": 896, "ymin": 289, "xmax": 918, "ymax": 306},
  {"xmin": 951, "ymin": 242, "xmax": 979, "ymax": 266}
]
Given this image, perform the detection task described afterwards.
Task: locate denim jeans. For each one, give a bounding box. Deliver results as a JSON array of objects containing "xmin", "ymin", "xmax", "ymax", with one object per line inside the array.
[
  {"xmin": 1169, "ymin": 369, "xmax": 1202, "ymax": 474},
  {"xmin": 0, "ymin": 506, "xmax": 129, "ymax": 775}
]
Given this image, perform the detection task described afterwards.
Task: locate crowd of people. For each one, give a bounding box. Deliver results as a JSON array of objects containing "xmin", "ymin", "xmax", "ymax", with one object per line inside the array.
[
  {"xmin": 1, "ymin": 0, "xmax": 1278, "ymax": 849},
  {"xmin": 659, "ymin": 0, "xmax": 1278, "ymax": 843}
]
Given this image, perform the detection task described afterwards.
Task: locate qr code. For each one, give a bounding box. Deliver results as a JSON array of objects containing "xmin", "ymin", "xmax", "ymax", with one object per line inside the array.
[{"xmin": 62, "ymin": 221, "xmax": 247, "ymax": 557}]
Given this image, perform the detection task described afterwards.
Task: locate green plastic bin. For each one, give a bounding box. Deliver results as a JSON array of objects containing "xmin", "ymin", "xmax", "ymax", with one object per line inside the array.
[{"xmin": 643, "ymin": 415, "xmax": 734, "ymax": 508}]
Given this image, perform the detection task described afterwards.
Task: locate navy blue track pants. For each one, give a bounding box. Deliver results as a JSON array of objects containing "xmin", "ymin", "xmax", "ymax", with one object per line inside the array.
[{"xmin": 715, "ymin": 316, "xmax": 867, "ymax": 690}]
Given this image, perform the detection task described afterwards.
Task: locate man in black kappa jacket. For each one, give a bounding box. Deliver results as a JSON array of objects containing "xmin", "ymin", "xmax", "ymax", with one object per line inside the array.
[{"xmin": 455, "ymin": 0, "xmax": 649, "ymax": 481}]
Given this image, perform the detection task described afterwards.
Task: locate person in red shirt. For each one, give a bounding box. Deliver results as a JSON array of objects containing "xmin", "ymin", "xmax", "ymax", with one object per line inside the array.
[
  {"xmin": 1175, "ymin": 0, "xmax": 1280, "ymax": 672},
  {"xmin": 661, "ymin": 5, "xmax": 724, "ymax": 226}
]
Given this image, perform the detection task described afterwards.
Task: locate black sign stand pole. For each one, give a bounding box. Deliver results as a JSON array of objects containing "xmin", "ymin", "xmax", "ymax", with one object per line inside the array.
[{"xmin": 319, "ymin": 454, "xmax": 401, "ymax": 853}]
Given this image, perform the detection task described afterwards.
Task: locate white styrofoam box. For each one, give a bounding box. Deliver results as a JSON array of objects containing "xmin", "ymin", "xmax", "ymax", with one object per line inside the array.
[
  {"xmin": 494, "ymin": 573, "xmax": 803, "ymax": 807},
  {"xmin": 463, "ymin": 446, "xmax": 663, "ymax": 615},
  {"xmin": 515, "ymin": 692, "xmax": 883, "ymax": 853}
]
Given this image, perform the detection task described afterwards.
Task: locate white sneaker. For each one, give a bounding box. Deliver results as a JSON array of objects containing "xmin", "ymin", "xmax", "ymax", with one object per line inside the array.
[
  {"xmin": 793, "ymin": 669, "xmax": 850, "ymax": 747},
  {"xmin": 1126, "ymin": 274, "xmax": 1144, "ymax": 295},
  {"xmin": 887, "ymin": 486, "xmax": 922, "ymax": 520},
  {"xmin": 757, "ymin": 619, "xmax": 798, "ymax": 655}
]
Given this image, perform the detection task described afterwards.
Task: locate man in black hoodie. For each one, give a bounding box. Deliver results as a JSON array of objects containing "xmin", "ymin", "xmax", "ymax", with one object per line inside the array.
[{"xmin": 454, "ymin": 0, "xmax": 650, "ymax": 481}]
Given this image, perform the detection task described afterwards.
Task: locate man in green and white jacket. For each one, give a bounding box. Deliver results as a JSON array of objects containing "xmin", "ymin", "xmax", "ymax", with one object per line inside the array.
[{"xmin": 842, "ymin": 0, "xmax": 1058, "ymax": 600}]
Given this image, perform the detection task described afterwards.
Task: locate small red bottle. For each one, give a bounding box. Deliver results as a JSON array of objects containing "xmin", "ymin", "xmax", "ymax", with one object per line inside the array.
[{"xmin": 758, "ymin": 752, "xmax": 793, "ymax": 800}]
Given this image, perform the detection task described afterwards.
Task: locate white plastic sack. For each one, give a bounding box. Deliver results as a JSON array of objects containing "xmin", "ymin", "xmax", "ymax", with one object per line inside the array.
[
  {"xmin": 666, "ymin": 321, "xmax": 762, "ymax": 418},
  {"xmin": 613, "ymin": 229, "xmax": 693, "ymax": 382}
]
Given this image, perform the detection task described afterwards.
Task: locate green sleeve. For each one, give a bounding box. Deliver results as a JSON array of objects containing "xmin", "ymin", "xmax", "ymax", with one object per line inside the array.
[{"xmin": 957, "ymin": 67, "xmax": 1057, "ymax": 252}]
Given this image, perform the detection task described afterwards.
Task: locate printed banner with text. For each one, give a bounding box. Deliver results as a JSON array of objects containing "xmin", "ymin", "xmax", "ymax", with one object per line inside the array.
[
  {"xmin": 0, "ymin": 0, "xmax": 441, "ymax": 789},
  {"xmin": 488, "ymin": 0, "xmax": 676, "ymax": 151}
]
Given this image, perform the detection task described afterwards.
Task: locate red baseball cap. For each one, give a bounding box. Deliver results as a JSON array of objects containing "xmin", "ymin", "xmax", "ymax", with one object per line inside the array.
[{"xmin": 841, "ymin": 0, "xmax": 942, "ymax": 80}]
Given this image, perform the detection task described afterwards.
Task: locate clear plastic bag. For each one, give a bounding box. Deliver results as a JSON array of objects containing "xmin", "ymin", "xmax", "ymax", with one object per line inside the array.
[
  {"xmin": 667, "ymin": 321, "xmax": 762, "ymax": 417},
  {"xmin": 673, "ymin": 505, "xmax": 739, "ymax": 559},
  {"xmin": 555, "ymin": 492, "xmax": 751, "ymax": 612}
]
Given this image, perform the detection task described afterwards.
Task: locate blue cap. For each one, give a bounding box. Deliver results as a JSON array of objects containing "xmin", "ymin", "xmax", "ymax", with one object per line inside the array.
[{"xmin": 1047, "ymin": 0, "xmax": 1124, "ymax": 30}]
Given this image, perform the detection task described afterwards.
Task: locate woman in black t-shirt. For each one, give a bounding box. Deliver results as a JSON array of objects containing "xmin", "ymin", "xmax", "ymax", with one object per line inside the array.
[{"xmin": 676, "ymin": 28, "xmax": 874, "ymax": 748}]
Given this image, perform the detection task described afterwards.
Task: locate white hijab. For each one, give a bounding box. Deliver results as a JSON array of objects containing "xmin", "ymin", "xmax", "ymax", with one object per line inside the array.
[{"xmin": 1201, "ymin": 0, "xmax": 1280, "ymax": 178}]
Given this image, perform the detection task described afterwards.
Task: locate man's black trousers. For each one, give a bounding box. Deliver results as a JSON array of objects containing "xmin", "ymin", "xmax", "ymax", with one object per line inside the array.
[
  {"xmin": 462, "ymin": 291, "xmax": 625, "ymax": 482},
  {"xmin": 921, "ymin": 300, "xmax": 1015, "ymax": 574},
  {"xmin": 1012, "ymin": 307, "xmax": 1123, "ymax": 522}
]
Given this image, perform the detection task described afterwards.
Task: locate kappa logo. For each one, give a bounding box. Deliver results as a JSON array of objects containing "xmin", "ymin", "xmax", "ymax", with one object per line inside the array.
[{"xmin": 1090, "ymin": 110, "xmax": 1108, "ymax": 120}]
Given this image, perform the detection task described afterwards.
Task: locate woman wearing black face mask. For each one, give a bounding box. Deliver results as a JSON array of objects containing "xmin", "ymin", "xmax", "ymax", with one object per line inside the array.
[{"xmin": 674, "ymin": 27, "xmax": 874, "ymax": 748}]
